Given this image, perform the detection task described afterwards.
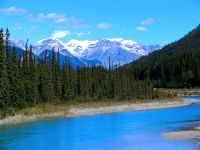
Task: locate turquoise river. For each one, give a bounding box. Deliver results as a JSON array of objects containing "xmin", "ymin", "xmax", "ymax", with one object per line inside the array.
[{"xmin": 0, "ymin": 96, "xmax": 200, "ymax": 150}]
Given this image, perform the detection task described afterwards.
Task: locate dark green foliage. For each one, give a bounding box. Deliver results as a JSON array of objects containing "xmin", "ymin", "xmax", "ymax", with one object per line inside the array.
[
  {"xmin": 21, "ymin": 40, "xmax": 32, "ymax": 106},
  {"xmin": 62, "ymin": 61, "xmax": 75, "ymax": 101},
  {"xmin": 55, "ymin": 50, "xmax": 62, "ymax": 100},
  {"xmin": 0, "ymin": 28, "xmax": 10, "ymax": 109},
  {"xmin": 5, "ymin": 28, "xmax": 11, "ymax": 65},
  {"xmin": 10, "ymin": 46, "xmax": 26, "ymax": 108},
  {"xmin": 125, "ymin": 24, "xmax": 200, "ymax": 88},
  {"xmin": 38, "ymin": 50, "xmax": 53, "ymax": 102},
  {"xmin": 3, "ymin": 25, "xmax": 200, "ymax": 114},
  {"xmin": 29, "ymin": 45, "xmax": 39, "ymax": 105}
]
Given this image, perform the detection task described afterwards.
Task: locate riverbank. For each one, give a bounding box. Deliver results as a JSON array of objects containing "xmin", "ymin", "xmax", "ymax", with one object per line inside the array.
[
  {"xmin": 69, "ymin": 98, "xmax": 199, "ymax": 117},
  {"xmin": 0, "ymin": 97, "xmax": 199, "ymax": 126},
  {"xmin": 158, "ymin": 88, "xmax": 200, "ymax": 96},
  {"xmin": 163, "ymin": 126, "xmax": 200, "ymax": 143}
]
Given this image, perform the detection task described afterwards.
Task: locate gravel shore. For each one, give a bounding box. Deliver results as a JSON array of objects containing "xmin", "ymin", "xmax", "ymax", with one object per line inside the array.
[
  {"xmin": 70, "ymin": 99, "xmax": 199, "ymax": 117},
  {"xmin": 0, "ymin": 99, "xmax": 199, "ymax": 126},
  {"xmin": 163, "ymin": 129, "xmax": 200, "ymax": 140}
]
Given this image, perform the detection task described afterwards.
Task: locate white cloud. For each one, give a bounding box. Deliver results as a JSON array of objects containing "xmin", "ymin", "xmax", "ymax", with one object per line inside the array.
[
  {"xmin": 136, "ymin": 17, "xmax": 154, "ymax": 32},
  {"xmin": 141, "ymin": 18, "xmax": 154, "ymax": 25},
  {"xmin": 14, "ymin": 23, "xmax": 23, "ymax": 30},
  {"xmin": 26, "ymin": 13, "xmax": 44, "ymax": 22},
  {"xmin": 77, "ymin": 32, "xmax": 91, "ymax": 37},
  {"xmin": 136, "ymin": 26, "xmax": 147, "ymax": 32},
  {"xmin": 51, "ymin": 30, "xmax": 71, "ymax": 38},
  {"xmin": 27, "ymin": 13, "xmax": 80, "ymax": 24},
  {"xmin": 47, "ymin": 13, "xmax": 74, "ymax": 23},
  {"xmin": 0, "ymin": 6, "xmax": 26, "ymax": 15},
  {"xmin": 77, "ymin": 32, "xmax": 85, "ymax": 37},
  {"xmin": 96, "ymin": 23, "xmax": 112, "ymax": 29}
]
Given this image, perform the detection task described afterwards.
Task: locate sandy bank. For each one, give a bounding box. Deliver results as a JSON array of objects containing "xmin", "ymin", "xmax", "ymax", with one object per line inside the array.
[
  {"xmin": 163, "ymin": 126, "xmax": 200, "ymax": 141},
  {"xmin": 69, "ymin": 99, "xmax": 199, "ymax": 117},
  {"xmin": 0, "ymin": 99, "xmax": 199, "ymax": 126}
]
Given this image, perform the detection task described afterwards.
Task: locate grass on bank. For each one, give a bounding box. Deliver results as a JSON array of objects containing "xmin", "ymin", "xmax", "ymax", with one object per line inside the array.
[
  {"xmin": 4, "ymin": 88, "xmax": 197, "ymax": 119},
  {"xmin": 0, "ymin": 102, "xmax": 71, "ymax": 119},
  {"xmin": 17, "ymin": 88, "xmax": 200, "ymax": 115},
  {"xmin": 158, "ymin": 88, "xmax": 200, "ymax": 96},
  {"xmin": 19, "ymin": 103, "xmax": 70, "ymax": 116},
  {"xmin": 0, "ymin": 87, "xmax": 179, "ymax": 119},
  {"xmin": 1, "ymin": 96, "xmax": 181, "ymax": 119}
]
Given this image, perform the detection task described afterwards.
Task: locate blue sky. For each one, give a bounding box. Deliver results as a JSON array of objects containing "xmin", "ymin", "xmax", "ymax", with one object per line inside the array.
[{"xmin": 0, "ymin": 0, "xmax": 200, "ymax": 45}]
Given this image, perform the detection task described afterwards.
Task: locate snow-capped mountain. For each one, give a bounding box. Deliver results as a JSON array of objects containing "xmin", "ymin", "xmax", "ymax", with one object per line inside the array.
[
  {"xmin": 64, "ymin": 38, "xmax": 161, "ymax": 67},
  {"xmin": 66, "ymin": 39, "xmax": 140, "ymax": 67},
  {"xmin": 65, "ymin": 39, "xmax": 98, "ymax": 57},
  {"xmin": 10, "ymin": 40, "xmax": 26, "ymax": 50},
  {"xmin": 33, "ymin": 37, "xmax": 67, "ymax": 55},
  {"xmin": 11, "ymin": 37, "xmax": 161, "ymax": 68}
]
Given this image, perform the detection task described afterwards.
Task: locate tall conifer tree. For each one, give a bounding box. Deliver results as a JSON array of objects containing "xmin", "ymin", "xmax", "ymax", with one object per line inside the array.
[{"xmin": 0, "ymin": 28, "xmax": 10, "ymax": 108}]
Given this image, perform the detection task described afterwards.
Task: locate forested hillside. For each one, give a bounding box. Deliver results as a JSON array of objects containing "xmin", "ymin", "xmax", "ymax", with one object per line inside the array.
[
  {"xmin": 125, "ymin": 24, "xmax": 200, "ymax": 88},
  {"xmin": 1, "ymin": 24, "xmax": 199, "ymax": 117},
  {"xmin": 0, "ymin": 28, "xmax": 163, "ymax": 117}
]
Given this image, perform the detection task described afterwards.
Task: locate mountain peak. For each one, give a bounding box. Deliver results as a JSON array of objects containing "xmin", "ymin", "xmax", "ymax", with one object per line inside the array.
[
  {"xmin": 32, "ymin": 37, "xmax": 66, "ymax": 55},
  {"xmin": 106, "ymin": 38, "xmax": 124, "ymax": 42},
  {"xmin": 11, "ymin": 37, "xmax": 161, "ymax": 67},
  {"xmin": 35, "ymin": 37, "xmax": 63, "ymax": 46},
  {"xmin": 10, "ymin": 39, "xmax": 26, "ymax": 50},
  {"xmin": 67, "ymin": 39, "xmax": 98, "ymax": 48}
]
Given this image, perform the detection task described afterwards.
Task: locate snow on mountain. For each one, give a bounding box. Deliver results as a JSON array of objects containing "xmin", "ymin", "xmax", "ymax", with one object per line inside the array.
[
  {"xmin": 80, "ymin": 39, "xmax": 142, "ymax": 67},
  {"xmin": 33, "ymin": 37, "xmax": 67, "ymax": 55},
  {"xmin": 64, "ymin": 38, "xmax": 161, "ymax": 67},
  {"xmin": 11, "ymin": 37, "xmax": 161, "ymax": 68},
  {"xmin": 65, "ymin": 39, "xmax": 98, "ymax": 57},
  {"xmin": 10, "ymin": 40, "xmax": 26, "ymax": 50}
]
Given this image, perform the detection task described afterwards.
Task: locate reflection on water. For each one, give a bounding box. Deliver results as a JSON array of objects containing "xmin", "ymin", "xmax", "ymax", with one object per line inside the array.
[{"xmin": 0, "ymin": 96, "xmax": 200, "ymax": 150}]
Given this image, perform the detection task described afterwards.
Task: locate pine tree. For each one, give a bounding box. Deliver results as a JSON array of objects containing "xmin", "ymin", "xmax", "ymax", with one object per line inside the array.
[
  {"xmin": 5, "ymin": 28, "xmax": 10, "ymax": 65},
  {"xmin": 10, "ymin": 46, "xmax": 26, "ymax": 108},
  {"xmin": 0, "ymin": 28, "xmax": 10, "ymax": 109},
  {"xmin": 29, "ymin": 45, "xmax": 39, "ymax": 105},
  {"xmin": 39, "ymin": 50, "xmax": 52, "ymax": 102},
  {"xmin": 50, "ymin": 47, "xmax": 56, "ymax": 99},
  {"xmin": 5, "ymin": 28, "xmax": 11, "ymax": 104},
  {"xmin": 75, "ymin": 65, "xmax": 81, "ymax": 96},
  {"xmin": 55, "ymin": 50, "xmax": 62, "ymax": 100},
  {"xmin": 22, "ymin": 39, "xmax": 30, "ymax": 106},
  {"xmin": 62, "ymin": 59, "xmax": 75, "ymax": 101}
]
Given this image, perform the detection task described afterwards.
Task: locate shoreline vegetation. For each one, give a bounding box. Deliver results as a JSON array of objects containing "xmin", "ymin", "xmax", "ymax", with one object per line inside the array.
[
  {"xmin": 158, "ymin": 88, "xmax": 200, "ymax": 96},
  {"xmin": 0, "ymin": 25, "xmax": 200, "ymax": 146},
  {"xmin": 0, "ymin": 28, "xmax": 173, "ymax": 121},
  {"xmin": 1, "ymin": 26, "xmax": 200, "ymax": 125},
  {"xmin": 0, "ymin": 96, "xmax": 199, "ymax": 126}
]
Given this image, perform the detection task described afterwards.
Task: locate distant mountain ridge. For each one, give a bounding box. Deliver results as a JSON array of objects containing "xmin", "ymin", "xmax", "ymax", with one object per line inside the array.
[{"xmin": 11, "ymin": 38, "xmax": 161, "ymax": 67}]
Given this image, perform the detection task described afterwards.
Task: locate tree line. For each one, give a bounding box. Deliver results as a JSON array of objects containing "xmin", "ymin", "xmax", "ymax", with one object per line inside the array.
[
  {"xmin": 125, "ymin": 24, "xmax": 200, "ymax": 88},
  {"xmin": 0, "ymin": 28, "xmax": 162, "ymax": 116}
]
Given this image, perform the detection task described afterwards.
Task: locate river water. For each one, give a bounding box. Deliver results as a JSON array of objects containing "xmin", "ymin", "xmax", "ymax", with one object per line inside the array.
[{"xmin": 0, "ymin": 96, "xmax": 200, "ymax": 150}]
